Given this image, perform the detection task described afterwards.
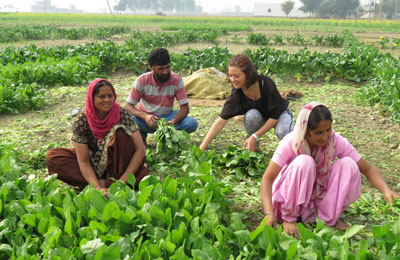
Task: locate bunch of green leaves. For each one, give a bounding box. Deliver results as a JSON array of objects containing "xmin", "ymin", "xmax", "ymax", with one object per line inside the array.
[
  {"xmin": 154, "ymin": 119, "xmax": 190, "ymax": 161},
  {"xmin": 213, "ymin": 146, "xmax": 268, "ymax": 178}
]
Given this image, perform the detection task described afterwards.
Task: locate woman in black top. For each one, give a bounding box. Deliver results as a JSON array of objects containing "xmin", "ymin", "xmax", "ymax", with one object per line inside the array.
[{"xmin": 200, "ymin": 54, "xmax": 293, "ymax": 151}]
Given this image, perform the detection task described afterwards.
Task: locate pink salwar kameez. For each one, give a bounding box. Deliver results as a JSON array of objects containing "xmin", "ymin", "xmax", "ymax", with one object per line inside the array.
[{"xmin": 271, "ymin": 131, "xmax": 361, "ymax": 226}]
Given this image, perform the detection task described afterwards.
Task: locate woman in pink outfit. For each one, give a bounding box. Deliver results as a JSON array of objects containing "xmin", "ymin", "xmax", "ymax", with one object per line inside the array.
[{"xmin": 260, "ymin": 102, "xmax": 398, "ymax": 237}]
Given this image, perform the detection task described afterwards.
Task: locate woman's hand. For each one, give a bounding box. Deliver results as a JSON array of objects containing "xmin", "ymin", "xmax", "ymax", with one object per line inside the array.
[
  {"xmin": 96, "ymin": 187, "xmax": 108, "ymax": 198},
  {"xmin": 263, "ymin": 213, "xmax": 278, "ymax": 229},
  {"xmin": 244, "ymin": 136, "xmax": 257, "ymax": 151},
  {"xmin": 98, "ymin": 178, "xmax": 107, "ymax": 188},
  {"xmin": 382, "ymin": 189, "xmax": 399, "ymax": 206}
]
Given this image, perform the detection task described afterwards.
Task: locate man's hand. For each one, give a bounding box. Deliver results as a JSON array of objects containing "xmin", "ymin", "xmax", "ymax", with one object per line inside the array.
[
  {"xmin": 144, "ymin": 114, "xmax": 160, "ymax": 128},
  {"xmin": 166, "ymin": 120, "xmax": 175, "ymax": 125}
]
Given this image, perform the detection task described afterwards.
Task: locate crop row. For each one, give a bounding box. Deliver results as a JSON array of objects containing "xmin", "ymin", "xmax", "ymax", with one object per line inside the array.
[
  {"xmin": 247, "ymin": 31, "xmax": 346, "ymax": 47},
  {"xmin": 0, "ymin": 25, "xmax": 132, "ymax": 43},
  {"xmin": 247, "ymin": 32, "xmax": 400, "ymax": 49},
  {"xmin": 0, "ymin": 30, "xmax": 399, "ymax": 124},
  {"xmin": 0, "ymin": 25, "xmax": 240, "ymax": 44},
  {"xmin": 1, "ymin": 126, "xmax": 400, "ymax": 258},
  {"xmin": 3, "ymin": 13, "xmax": 400, "ymax": 32}
]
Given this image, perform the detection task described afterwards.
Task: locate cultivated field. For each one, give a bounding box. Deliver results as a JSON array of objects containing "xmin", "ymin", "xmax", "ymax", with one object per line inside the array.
[{"xmin": 0, "ymin": 13, "xmax": 399, "ymax": 259}]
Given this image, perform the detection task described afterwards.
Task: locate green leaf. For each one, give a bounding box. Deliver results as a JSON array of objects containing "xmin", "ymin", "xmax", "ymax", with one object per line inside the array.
[
  {"xmin": 229, "ymin": 212, "xmax": 246, "ymax": 231},
  {"xmin": 315, "ymin": 217, "xmax": 326, "ymax": 232},
  {"xmin": 148, "ymin": 244, "xmax": 162, "ymax": 258},
  {"xmin": 250, "ymin": 217, "xmax": 268, "ymax": 241},
  {"xmin": 164, "ymin": 178, "xmax": 177, "ymax": 198},
  {"xmin": 286, "ymin": 241, "xmax": 297, "ymax": 259},
  {"xmin": 137, "ymin": 209, "xmax": 152, "ymax": 222},
  {"xmin": 137, "ymin": 185, "xmax": 154, "ymax": 208},
  {"xmin": 38, "ymin": 217, "xmax": 49, "ymax": 235},
  {"xmin": 127, "ymin": 173, "xmax": 136, "ymax": 188},
  {"xmin": 198, "ymin": 162, "xmax": 211, "ymax": 175},
  {"xmin": 22, "ymin": 213, "xmax": 36, "ymax": 227},
  {"xmin": 263, "ymin": 224, "xmax": 278, "ymax": 245},
  {"xmin": 102, "ymin": 201, "xmax": 122, "ymax": 222},
  {"xmin": 90, "ymin": 189, "xmax": 108, "ymax": 213},
  {"xmin": 81, "ymin": 238, "xmax": 104, "ymax": 255},
  {"xmin": 100, "ymin": 244, "xmax": 120, "ymax": 259},
  {"xmin": 201, "ymin": 204, "xmax": 219, "ymax": 234},
  {"xmin": 171, "ymin": 222, "xmax": 186, "ymax": 244},
  {"xmin": 150, "ymin": 204, "xmax": 166, "ymax": 224},
  {"xmin": 297, "ymin": 223, "xmax": 314, "ymax": 241},
  {"xmin": 343, "ymin": 224, "xmax": 364, "ymax": 239},
  {"xmin": 165, "ymin": 208, "xmax": 172, "ymax": 227},
  {"xmin": 191, "ymin": 216, "xmax": 200, "ymax": 233},
  {"xmin": 372, "ymin": 225, "xmax": 389, "ymax": 239},
  {"xmin": 89, "ymin": 220, "xmax": 108, "ymax": 233},
  {"xmin": 170, "ymin": 245, "xmax": 189, "ymax": 260},
  {"xmin": 162, "ymin": 240, "xmax": 176, "ymax": 255}
]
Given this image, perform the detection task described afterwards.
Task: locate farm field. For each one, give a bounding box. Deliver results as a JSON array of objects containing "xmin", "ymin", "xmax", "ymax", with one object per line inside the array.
[{"xmin": 0, "ymin": 13, "xmax": 400, "ymax": 258}]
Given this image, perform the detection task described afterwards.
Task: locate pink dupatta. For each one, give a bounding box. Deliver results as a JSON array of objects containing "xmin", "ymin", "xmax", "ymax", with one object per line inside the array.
[
  {"xmin": 292, "ymin": 102, "xmax": 336, "ymax": 199},
  {"xmin": 85, "ymin": 79, "xmax": 121, "ymax": 141}
]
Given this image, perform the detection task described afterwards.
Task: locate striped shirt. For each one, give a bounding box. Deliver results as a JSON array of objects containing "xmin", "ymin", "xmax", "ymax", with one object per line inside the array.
[{"xmin": 126, "ymin": 71, "xmax": 188, "ymax": 116}]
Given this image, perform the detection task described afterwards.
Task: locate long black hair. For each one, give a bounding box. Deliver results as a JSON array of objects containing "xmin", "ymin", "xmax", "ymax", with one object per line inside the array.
[{"xmin": 307, "ymin": 105, "xmax": 332, "ymax": 131}]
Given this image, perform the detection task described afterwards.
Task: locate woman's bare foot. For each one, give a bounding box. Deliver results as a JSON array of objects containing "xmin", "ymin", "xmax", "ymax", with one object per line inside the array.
[
  {"xmin": 335, "ymin": 220, "xmax": 349, "ymax": 231},
  {"xmin": 282, "ymin": 221, "xmax": 299, "ymax": 238}
]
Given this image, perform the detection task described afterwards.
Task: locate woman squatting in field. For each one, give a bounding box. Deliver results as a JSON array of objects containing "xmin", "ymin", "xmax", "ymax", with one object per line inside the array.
[
  {"xmin": 200, "ymin": 54, "xmax": 293, "ymax": 152},
  {"xmin": 46, "ymin": 79, "xmax": 149, "ymax": 196},
  {"xmin": 260, "ymin": 102, "xmax": 398, "ymax": 237}
]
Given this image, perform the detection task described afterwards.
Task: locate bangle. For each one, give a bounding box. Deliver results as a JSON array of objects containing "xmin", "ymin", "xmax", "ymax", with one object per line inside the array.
[
  {"xmin": 264, "ymin": 211, "xmax": 274, "ymax": 216},
  {"xmin": 251, "ymin": 133, "xmax": 260, "ymax": 141}
]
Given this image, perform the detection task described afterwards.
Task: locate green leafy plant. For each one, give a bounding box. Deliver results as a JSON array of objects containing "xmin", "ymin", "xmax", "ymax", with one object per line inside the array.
[{"xmin": 154, "ymin": 119, "xmax": 190, "ymax": 160}]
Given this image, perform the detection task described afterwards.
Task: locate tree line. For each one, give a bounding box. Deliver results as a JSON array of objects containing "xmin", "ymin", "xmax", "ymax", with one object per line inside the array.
[
  {"xmin": 114, "ymin": 0, "xmax": 199, "ymax": 13},
  {"xmin": 282, "ymin": 0, "xmax": 399, "ymax": 19}
]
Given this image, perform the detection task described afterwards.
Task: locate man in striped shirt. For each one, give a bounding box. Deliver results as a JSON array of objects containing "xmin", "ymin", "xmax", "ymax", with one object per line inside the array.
[{"xmin": 125, "ymin": 48, "xmax": 198, "ymax": 145}]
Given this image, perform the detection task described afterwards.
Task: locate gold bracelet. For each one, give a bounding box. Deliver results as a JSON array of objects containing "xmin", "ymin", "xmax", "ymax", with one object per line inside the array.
[{"xmin": 264, "ymin": 211, "xmax": 274, "ymax": 216}]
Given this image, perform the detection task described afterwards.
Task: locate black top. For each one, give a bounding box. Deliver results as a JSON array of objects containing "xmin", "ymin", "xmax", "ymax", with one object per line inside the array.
[{"xmin": 220, "ymin": 75, "xmax": 288, "ymax": 120}]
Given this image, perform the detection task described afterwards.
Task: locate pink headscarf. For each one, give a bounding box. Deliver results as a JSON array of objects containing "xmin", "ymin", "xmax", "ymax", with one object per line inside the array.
[
  {"xmin": 85, "ymin": 79, "xmax": 121, "ymax": 140},
  {"xmin": 292, "ymin": 102, "xmax": 336, "ymax": 199}
]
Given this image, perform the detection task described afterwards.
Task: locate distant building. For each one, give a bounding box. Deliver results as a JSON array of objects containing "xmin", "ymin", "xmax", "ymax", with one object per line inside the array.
[
  {"xmin": 31, "ymin": 0, "xmax": 83, "ymax": 13},
  {"xmin": 31, "ymin": 0, "xmax": 53, "ymax": 12},
  {"xmin": 253, "ymin": 2, "xmax": 308, "ymax": 17}
]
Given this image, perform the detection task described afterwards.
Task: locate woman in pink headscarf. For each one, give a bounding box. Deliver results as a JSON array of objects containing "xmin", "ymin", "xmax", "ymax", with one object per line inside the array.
[
  {"xmin": 260, "ymin": 102, "xmax": 397, "ymax": 237},
  {"xmin": 46, "ymin": 79, "xmax": 148, "ymax": 195}
]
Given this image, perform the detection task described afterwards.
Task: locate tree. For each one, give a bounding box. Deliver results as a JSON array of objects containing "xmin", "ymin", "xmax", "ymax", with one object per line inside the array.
[
  {"xmin": 318, "ymin": 0, "xmax": 360, "ymax": 18},
  {"xmin": 299, "ymin": 0, "xmax": 322, "ymax": 17},
  {"xmin": 160, "ymin": 0, "xmax": 174, "ymax": 12},
  {"xmin": 114, "ymin": 0, "xmax": 128, "ymax": 13},
  {"xmin": 282, "ymin": 0, "xmax": 295, "ymax": 17},
  {"xmin": 382, "ymin": 0, "xmax": 400, "ymax": 19}
]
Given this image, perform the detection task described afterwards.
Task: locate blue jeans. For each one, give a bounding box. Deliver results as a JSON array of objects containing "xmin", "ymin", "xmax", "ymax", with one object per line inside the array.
[
  {"xmin": 133, "ymin": 110, "xmax": 198, "ymax": 141},
  {"xmin": 244, "ymin": 108, "xmax": 294, "ymax": 140}
]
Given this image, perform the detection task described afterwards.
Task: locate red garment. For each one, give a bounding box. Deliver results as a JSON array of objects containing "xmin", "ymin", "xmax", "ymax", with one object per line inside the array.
[
  {"xmin": 46, "ymin": 129, "xmax": 148, "ymax": 189},
  {"xmin": 85, "ymin": 79, "xmax": 121, "ymax": 140}
]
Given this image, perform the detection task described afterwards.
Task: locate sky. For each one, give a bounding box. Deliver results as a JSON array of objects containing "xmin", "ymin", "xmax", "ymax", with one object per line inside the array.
[{"xmin": 1, "ymin": 0, "xmax": 372, "ymax": 13}]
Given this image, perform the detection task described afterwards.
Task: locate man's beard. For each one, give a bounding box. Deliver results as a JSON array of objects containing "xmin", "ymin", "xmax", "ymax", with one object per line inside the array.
[{"xmin": 155, "ymin": 72, "xmax": 171, "ymax": 83}]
